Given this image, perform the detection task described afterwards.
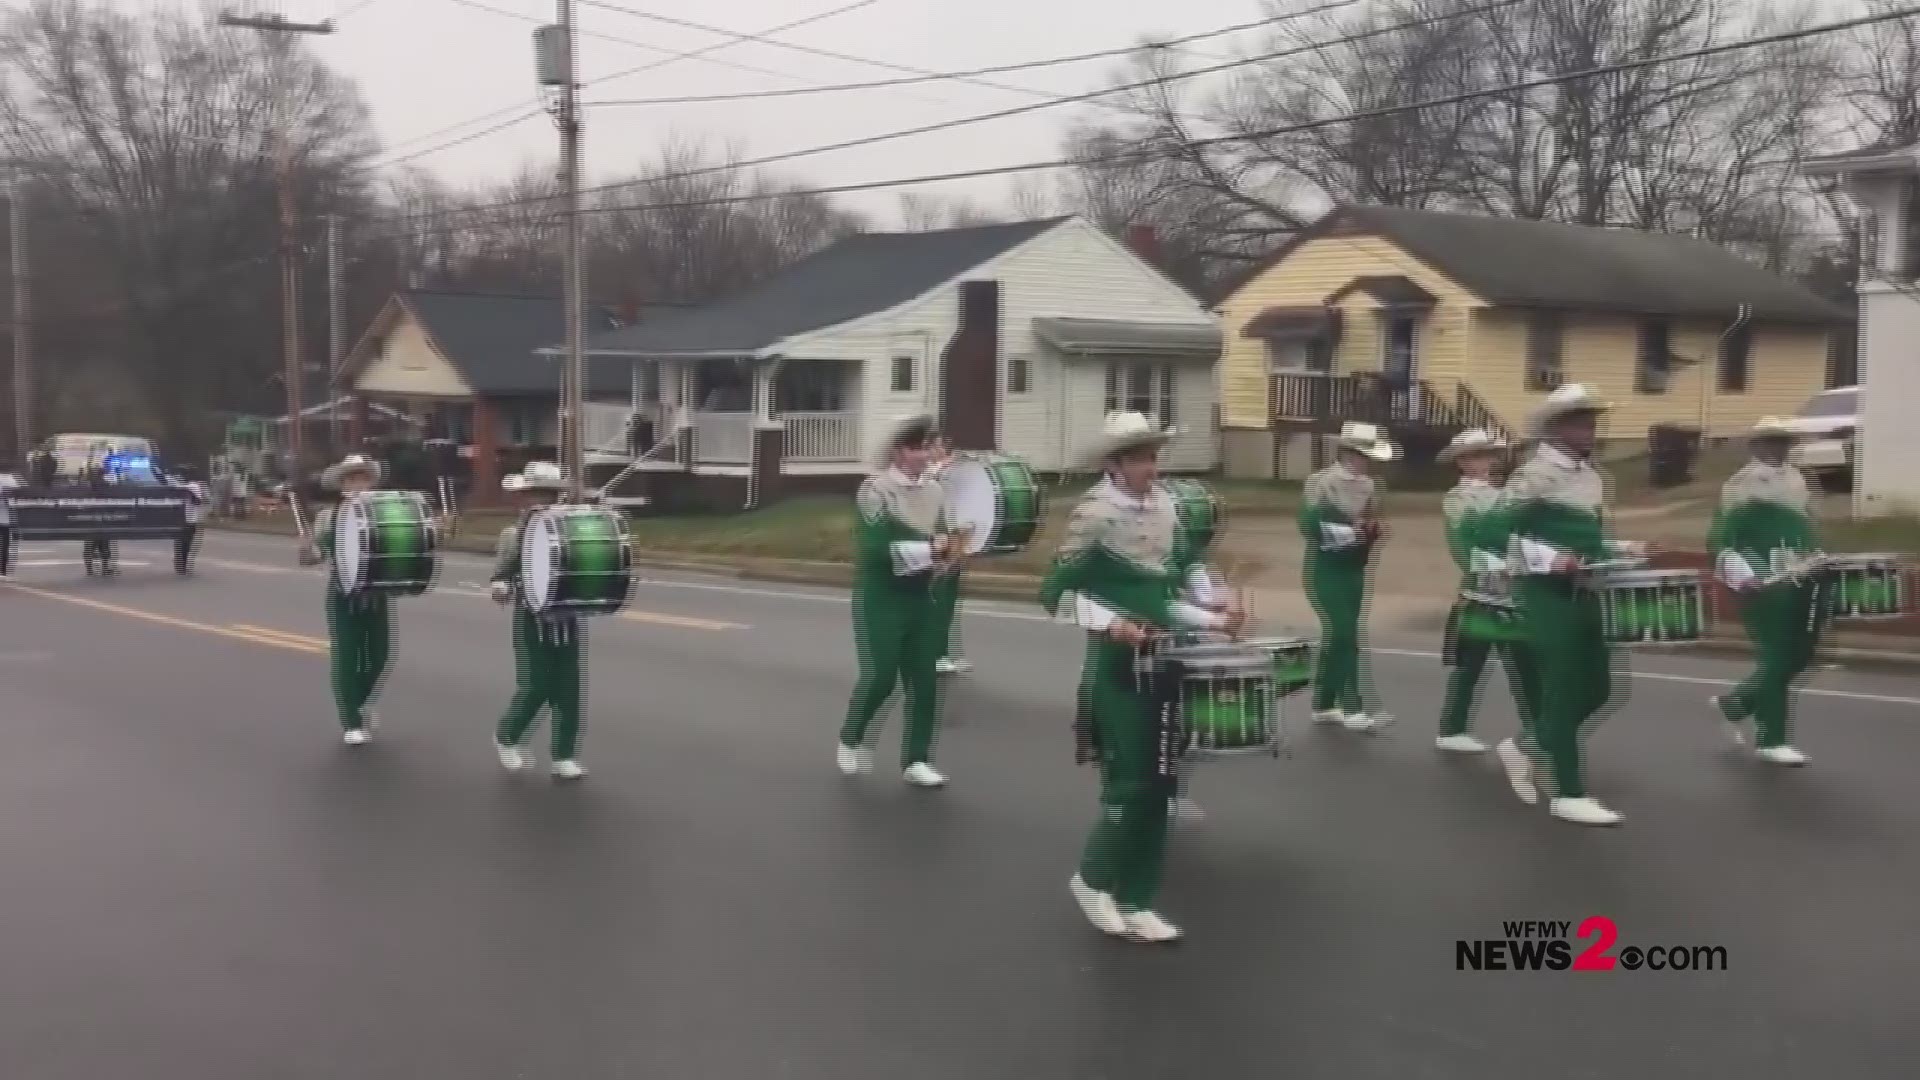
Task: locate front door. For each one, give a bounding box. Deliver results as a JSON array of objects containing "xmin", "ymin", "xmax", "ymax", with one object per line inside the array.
[{"xmin": 1381, "ymin": 313, "xmax": 1421, "ymax": 420}]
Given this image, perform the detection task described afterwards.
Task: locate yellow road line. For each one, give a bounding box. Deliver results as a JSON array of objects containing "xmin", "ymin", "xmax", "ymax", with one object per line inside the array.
[
  {"xmin": 231, "ymin": 623, "xmax": 329, "ymax": 648},
  {"xmin": 620, "ymin": 610, "xmax": 745, "ymax": 631},
  {"xmin": 1, "ymin": 583, "xmax": 324, "ymax": 654}
]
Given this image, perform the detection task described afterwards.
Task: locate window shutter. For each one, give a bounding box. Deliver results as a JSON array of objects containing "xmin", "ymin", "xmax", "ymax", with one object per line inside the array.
[
  {"xmin": 1104, "ymin": 364, "xmax": 1119, "ymax": 413},
  {"xmin": 1160, "ymin": 366, "xmax": 1176, "ymax": 428}
]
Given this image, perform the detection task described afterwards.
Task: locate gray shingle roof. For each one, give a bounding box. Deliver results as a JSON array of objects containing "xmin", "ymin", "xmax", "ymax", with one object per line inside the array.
[
  {"xmin": 1340, "ymin": 206, "xmax": 1848, "ymax": 324},
  {"xmin": 579, "ymin": 217, "xmax": 1071, "ymax": 357},
  {"xmin": 403, "ymin": 290, "xmax": 622, "ymax": 396}
]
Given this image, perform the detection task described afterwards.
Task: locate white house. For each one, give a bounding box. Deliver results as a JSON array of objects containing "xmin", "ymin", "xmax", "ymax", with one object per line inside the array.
[
  {"xmin": 1805, "ymin": 143, "xmax": 1920, "ymax": 516},
  {"xmin": 558, "ymin": 216, "xmax": 1222, "ymax": 510}
]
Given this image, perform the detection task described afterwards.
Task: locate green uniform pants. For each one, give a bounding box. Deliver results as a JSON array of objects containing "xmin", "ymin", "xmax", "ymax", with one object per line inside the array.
[
  {"xmin": 1077, "ymin": 650, "xmax": 1170, "ymax": 910},
  {"xmin": 1516, "ymin": 580, "xmax": 1616, "ymax": 799},
  {"xmin": 498, "ymin": 610, "xmax": 585, "ymax": 760},
  {"xmin": 931, "ymin": 570, "xmax": 963, "ymax": 659},
  {"xmin": 1440, "ymin": 620, "xmax": 1542, "ymax": 738},
  {"xmin": 841, "ymin": 582, "xmax": 944, "ymax": 767},
  {"xmin": 1306, "ymin": 561, "xmax": 1367, "ymax": 714},
  {"xmin": 1717, "ymin": 585, "xmax": 1820, "ymax": 748},
  {"xmin": 325, "ymin": 590, "xmax": 392, "ymax": 732}
]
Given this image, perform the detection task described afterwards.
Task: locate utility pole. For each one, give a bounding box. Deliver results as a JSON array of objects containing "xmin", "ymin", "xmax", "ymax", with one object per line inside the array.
[
  {"xmin": 8, "ymin": 174, "xmax": 30, "ymax": 463},
  {"xmin": 218, "ymin": 9, "xmax": 332, "ymax": 484},
  {"xmin": 536, "ymin": 3, "xmax": 586, "ymax": 499},
  {"xmin": 327, "ymin": 214, "xmax": 344, "ymax": 455}
]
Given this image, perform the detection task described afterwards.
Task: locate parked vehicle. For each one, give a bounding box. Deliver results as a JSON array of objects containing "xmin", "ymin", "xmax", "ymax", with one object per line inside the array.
[{"xmin": 1784, "ymin": 386, "xmax": 1858, "ymax": 491}]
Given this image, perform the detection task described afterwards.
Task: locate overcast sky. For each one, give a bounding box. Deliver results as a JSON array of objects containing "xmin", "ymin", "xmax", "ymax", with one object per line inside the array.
[{"xmin": 152, "ymin": 0, "xmax": 1271, "ymax": 223}]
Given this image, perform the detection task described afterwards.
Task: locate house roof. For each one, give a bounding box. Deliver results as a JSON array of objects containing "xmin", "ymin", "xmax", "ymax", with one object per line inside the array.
[
  {"xmin": 1228, "ymin": 205, "xmax": 1849, "ymax": 325},
  {"xmin": 1032, "ymin": 317, "xmax": 1221, "ymax": 356},
  {"xmin": 391, "ymin": 290, "xmax": 624, "ymax": 396},
  {"xmin": 577, "ymin": 217, "xmax": 1072, "ymax": 357}
]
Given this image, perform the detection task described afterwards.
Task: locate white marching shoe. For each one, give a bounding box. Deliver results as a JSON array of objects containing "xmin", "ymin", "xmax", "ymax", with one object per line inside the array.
[
  {"xmin": 903, "ymin": 762, "xmax": 947, "ymax": 788},
  {"xmin": 1070, "ymin": 875, "xmax": 1129, "ymax": 936},
  {"xmin": 1496, "ymin": 738, "xmax": 1538, "ymax": 805},
  {"xmin": 1312, "ymin": 709, "xmax": 1347, "ymax": 726},
  {"xmin": 551, "ymin": 760, "xmax": 586, "ymax": 782},
  {"xmin": 934, "ymin": 657, "xmax": 973, "ymax": 675},
  {"xmin": 1343, "ymin": 712, "xmax": 1388, "ymax": 733},
  {"xmin": 1550, "ymin": 797, "xmax": 1622, "ymax": 826},
  {"xmin": 1436, "ymin": 734, "xmax": 1488, "ymax": 754},
  {"xmin": 836, "ymin": 742, "xmax": 872, "ymax": 776},
  {"xmin": 1123, "ymin": 910, "xmax": 1183, "ymax": 943},
  {"xmin": 342, "ymin": 727, "xmax": 371, "ymax": 746},
  {"xmin": 1756, "ymin": 745, "xmax": 1810, "ymax": 767},
  {"xmin": 496, "ymin": 741, "xmax": 528, "ymax": 772}
]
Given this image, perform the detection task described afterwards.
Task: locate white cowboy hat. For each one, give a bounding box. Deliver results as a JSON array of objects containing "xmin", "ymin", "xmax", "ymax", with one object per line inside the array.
[
  {"xmin": 1437, "ymin": 427, "xmax": 1508, "ymax": 463},
  {"xmin": 873, "ymin": 413, "xmax": 938, "ymax": 469},
  {"xmin": 319, "ymin": 454, "xmax": 383, "ymax": 490},
  {"xmin": 1334, "ymin": 421, "xmax": 1397, "ymax": 462},
  {"xmin": 1748, "ymin": 416, "xmax": 1800, "ymax": 441},
  {"xmin": 1089, "ymin": 410, "xmax": 1175, "ymax": 467},
  {"xmin": 1529, "ymin": 382, "xmax": 1612, "ymax": 436},
  {"xmin": 502, "ymin": 460, "xmax": 569, "ymax": 492}
]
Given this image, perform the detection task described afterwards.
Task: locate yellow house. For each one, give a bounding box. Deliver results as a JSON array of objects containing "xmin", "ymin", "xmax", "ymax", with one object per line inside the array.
[{"xmin": 1215, "ymin": 206, "xmax": 1848, "ymax": 476}]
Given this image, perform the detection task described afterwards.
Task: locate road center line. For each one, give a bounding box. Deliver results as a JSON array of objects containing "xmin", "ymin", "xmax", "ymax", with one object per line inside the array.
[{"xmin": 2, "ymin": 583, "xmax": 323, "ymax": 654}]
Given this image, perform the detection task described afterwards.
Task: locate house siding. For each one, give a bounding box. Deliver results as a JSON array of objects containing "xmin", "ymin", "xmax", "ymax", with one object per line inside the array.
[
  {"xmin": 1216, "ymin": 234, "xmax": 1482, "ymax": 429},
  {"xmin": 781, "ymin": 218, "xmax": 1218, "ymax": 472},
  {"xmin": 356, "ymin": 316, "xmax": 474, "ymax": 397},
  {"xmin": 1857, "ymin": 285, "xmax": 1920, "ymax": 516},
  {"xmin": 1469, "ymin": 311, "xmax": 1827, "ymax": 442}
]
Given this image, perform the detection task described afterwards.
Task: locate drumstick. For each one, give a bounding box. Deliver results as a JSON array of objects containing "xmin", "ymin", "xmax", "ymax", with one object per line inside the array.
[{"xmin": 288, "ymin": 491, "xmax": 309, "ymax": 541}]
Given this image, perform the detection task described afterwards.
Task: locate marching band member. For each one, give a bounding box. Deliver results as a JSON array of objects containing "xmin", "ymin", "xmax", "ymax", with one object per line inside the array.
[
  {"xmin": 1489, "ymin": 384, "xmax": 1647, "ymax": 826},
  {"xmin": 838, "ymin": 415, "xmax": 959, "ymax": 788},
  {"xmin": 1436, "ymin": 429, "xmax": 1541, "ymax": 754},
  {"xmin": 490, "ymin": 462, "xmax": 590, "ymax": 781},
  {"xmin": 1299, "ymin": 422, "xmax": 1396, "ymax": 732},
  {"xmin": 1040, "ymin": 412, "xmax": 1244, "ymax": 943},
  {"xmin": 298, "ymin": 454, "xmax": 392, "ymax": 746},
  {"xmin": 927, "ymin": 433, "xmax": 973, "ymax": 676},
  {"xmin": 1708, "ymin": 417, "xmax": 1824, "ymax": 767},
  {"xmin": 1168, "ymin": 485, "xmax": 1230, "ymax": 822}
]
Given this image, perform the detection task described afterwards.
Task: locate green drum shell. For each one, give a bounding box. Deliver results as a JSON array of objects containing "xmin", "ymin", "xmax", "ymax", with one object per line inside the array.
[
  {"xmin": 1244, "ymin": 635, "xmax": 1313, "ymax": 697},
  {"xmin": 1595, "ymin": 569, "xmax": 1704, "ymax": 645},
  {"xmin": 337, "ymin": 490, "xmax": 437, "ymax": 597},
  {"xmin": 1824, "ymin": 556, "xmax": 1906, "ymax": 620},
  {"xmin": 1457, "ymin": 592, "xmax": 1524, "ymax": 642},
  {"xmin": 521, "ymin": 507, "xmax": 633, "ymax": 616},
  {"xmin": 979, "ymin": 456, "xmax": 1042, "ymax": 554},
  {"xmin": 1162, "ymin": 478, "xmax": 1224, "ymax": 554},
  {"xmin": 1162, "ymin": 645, "xmax": 1276, "ymax": 754}
]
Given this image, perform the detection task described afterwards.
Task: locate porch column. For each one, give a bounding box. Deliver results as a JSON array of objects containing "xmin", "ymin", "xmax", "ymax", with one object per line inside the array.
[
  {"xmin": 471, "ymin": 397, "xmax": 500, "ymax": 506},
  {"xmin": 673, "ymin": 361, "xmax": 695, "ymax": 466}
]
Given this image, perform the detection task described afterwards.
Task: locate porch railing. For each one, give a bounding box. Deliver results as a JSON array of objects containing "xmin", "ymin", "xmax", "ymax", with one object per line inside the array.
[
  {"xmin": 783, "ymin": 411, "xmax": 859, "ymax": 461},
  {"xmin": 1271, "ymin": 371, "xmax": 1518, "ymax": 436},
  {"xmin": 693, "ymin": 410, "xmax": 753, "ymax": 464}
]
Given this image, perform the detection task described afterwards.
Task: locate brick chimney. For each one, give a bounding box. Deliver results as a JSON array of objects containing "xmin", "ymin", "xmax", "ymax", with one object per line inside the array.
[{"xmin": 1123, "ymin": 223, "xmax": 1162, "ymax": 268}]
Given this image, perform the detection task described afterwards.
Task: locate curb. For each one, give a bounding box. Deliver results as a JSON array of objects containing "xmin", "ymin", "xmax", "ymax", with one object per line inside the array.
[{"xmin": 201, "ymin": 522, "xmax": 1920, "ymax": 669}]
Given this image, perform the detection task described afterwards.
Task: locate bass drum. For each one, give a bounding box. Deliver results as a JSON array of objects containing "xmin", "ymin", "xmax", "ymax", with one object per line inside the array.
[
  {"xmin": 1161, "ymin": 477, "xmax": 1224, "ymax": 554},
  {"xmin": 942, "ymin": 452, "xmax": 1042, "ymax": 555},
  {"xmin": 520, "ymin": 505, "xmax": 633, "ymax": 616},
  {"xmin": 334, "ymin": 489, "xmax": 438, "ymax": 597}
]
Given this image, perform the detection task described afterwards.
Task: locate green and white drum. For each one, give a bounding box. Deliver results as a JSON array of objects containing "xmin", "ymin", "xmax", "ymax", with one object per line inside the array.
[
  {"xmin": 1162, "ymin": 478, "xmax": 1225, "ymax": 554},
  {"xmin": 334, "ymin": 489, "xmax": 438, "ymax": 597},
  {"xmin": 1823, "ymin": 554, "xmax": 1906, "ymax": 620},
  {"xmin": 519, "ymin": 505, "xmax": 633, "ymax": 617},
  {"xmin": 943, "ymin": 452, "xmax": 1042, "ymax": 555},
  {"xmin": 1155, "ymin": 641, "xmax": 1280, "ymax": 756},
  {"xmin": 1594, "ymin": 568, "xmax": 1705, "ymax": 645},
  {"xmin": 1244, "ymin": 635, "xmax": 1314, "ymax": 697}
]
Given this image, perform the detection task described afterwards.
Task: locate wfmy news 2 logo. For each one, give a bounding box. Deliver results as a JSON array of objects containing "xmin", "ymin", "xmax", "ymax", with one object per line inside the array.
[{"xmin": 1456, "ymin": 917, "xmax": 1728, "ymax": 972}]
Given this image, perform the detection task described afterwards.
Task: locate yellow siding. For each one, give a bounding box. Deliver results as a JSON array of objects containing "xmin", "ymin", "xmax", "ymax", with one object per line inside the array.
[
  {"xmin": 356, "ymin": 315, "xmax": 473, "ymax": 398},
  {"xmin": 1467, "ymin": 311, "xmax": 1829, "ymax": 442},
  {"xmin": 1216, "ymin": 235, "xmax": 1483, "ymax": 429}
]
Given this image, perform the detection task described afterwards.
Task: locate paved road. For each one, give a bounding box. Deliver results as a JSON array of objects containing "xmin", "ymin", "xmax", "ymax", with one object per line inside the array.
[{"xmin": 2, "ymin": 529, "xmax": 1916, "ymax": 1079}]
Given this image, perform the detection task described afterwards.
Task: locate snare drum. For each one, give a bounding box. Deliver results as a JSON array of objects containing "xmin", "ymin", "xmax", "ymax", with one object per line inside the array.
[
  {"xmin": 1152, "ymin": 641, "xmax": 1279, "ymax": 755},
  {"xmin": 1244, "ymin": 635, "xmax": 1313, "ymax": 697},
  {"xmin": 333, "ymin": 489, "xmax": 438, "ymax": 597},
  {"xmin": 942, "ymin": 453, "xmax": 1043, "ymax": 555},
  {"xmin": 1823, "ymin": 554, "xmax": 1907, "ymax": 620},
  {"xmin": 1593, "ymin": 569, "xmax": 1705, "ymax": 644},
  {"xmin": 519, "ymin": 505, "xmax": 633, "ymax": 617},
  {"xmin": 1161, "ymin": 478, "xmax": 1225, "ymax": 554},
  {"xmin": 1456, "ymin": 591, "xmax": 1525, "ymax": 642}
]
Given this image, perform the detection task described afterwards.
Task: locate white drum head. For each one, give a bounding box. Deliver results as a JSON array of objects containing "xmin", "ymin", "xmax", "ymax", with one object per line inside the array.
[
  {"xmin": 333, "ymin": 496, "xmax": 367, "ymax": 592},
  {"xmin": 942, "ymin": 458, "xmax": 996, "ymax": 555},
  {"xmin": 521, "ymin": 510, "xmax": 560, "ymax": 612}
]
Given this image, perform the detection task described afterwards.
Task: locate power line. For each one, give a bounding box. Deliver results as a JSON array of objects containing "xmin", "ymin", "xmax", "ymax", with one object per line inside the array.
[
  {"xmin": 405, "ymin": 0, "xmax": 1529, "ymax": 216},
  {"xmin": 580, "ymin": 0, "xmax": 1359, "ymax": 113},
  {"xmin": 377, "ymin": 4, "xmax": 1919, "ymax": 236},
  {"xmin": 364, "ymin": 0, "xmax": 877, "ymax": 170}
]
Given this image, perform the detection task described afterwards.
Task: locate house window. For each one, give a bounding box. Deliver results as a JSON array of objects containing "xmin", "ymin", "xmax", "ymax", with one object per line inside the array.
[
  {"xmin": 776, "ymin": 364, "xmax": 846, "ymax": 412},
  {"xmin": 891, "ymin": 354, "xmax": 915, "ymax": 393},
  {"xmin": 1104, "ymin": 362, "xmax": 1176, "ymax": 428},
  {"xmin": 1265, "ymin": 337, "xmax": 1333, "ymax": 374},
  {"xmin": 505, "ymin": 402, "xmax": 539, "ymax": 446},
  {"xmin": 1008, "ymin": 354, "xmax": 1031, "ymax": 394},
  {"xmin": 1380, "ymin": 315, "xmax": 1418, "ymax": 387},
  {"xmin": 1718, "ymin": 322, "xmax": 1752, "ymax": 393},
  {"xmin": 1525, "ymin": 311, "xmax": 1564, "ymax": 391},
  {"xmin": 1636, "ymin": 318, "xmax": 1672, "ymax": 394}
]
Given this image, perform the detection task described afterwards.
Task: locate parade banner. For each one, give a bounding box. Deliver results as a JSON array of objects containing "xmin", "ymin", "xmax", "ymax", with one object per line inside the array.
[{"xmin": 1, "ymin": 488, "xmax": 194, "ymax": 537}]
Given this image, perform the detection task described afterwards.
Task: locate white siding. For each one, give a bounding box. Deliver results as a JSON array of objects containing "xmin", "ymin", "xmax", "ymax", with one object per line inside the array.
[
  {"xmin": 1856, "ymin": 285, "xmax": 1920, "ymax": 516},
  {"xmin": 778, "ymin": 217, "xmax": 1219, "ymax": 473}
]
